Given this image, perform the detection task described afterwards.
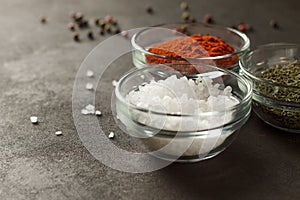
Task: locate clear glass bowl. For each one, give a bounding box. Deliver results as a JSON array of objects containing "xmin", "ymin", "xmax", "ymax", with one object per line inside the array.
[
  {"xmin": 239, "ymin": 43, "xmax": 300, "ymax": 133},
  {"xmin": 114, "ymin": 63, "xmax": 252, "ymax": 162},
  {"xmin": 131, "ymin": 23, "xmax": 250, "ymax": 73}
]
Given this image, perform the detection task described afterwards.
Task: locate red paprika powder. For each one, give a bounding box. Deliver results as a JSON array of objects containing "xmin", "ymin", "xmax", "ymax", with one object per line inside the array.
[{"xmin": 146, "ymin": 34, "xmax": 238, "ymax": 73}]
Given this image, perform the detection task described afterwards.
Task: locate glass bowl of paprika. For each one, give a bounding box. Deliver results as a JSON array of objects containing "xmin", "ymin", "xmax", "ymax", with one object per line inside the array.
[
  {"xmin": 131, "ymin": 23, "xmax": 250, "ymax": 74},
  {"xmin": 239, "ymin": 43, "xmax": 300, "ymax": 133},
  {"xmin": 113, "ymin": 63, "xmax": 252, "ymax": 162}
]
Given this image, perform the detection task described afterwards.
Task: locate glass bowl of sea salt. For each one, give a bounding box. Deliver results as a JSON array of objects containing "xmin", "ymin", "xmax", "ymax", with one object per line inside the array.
[{"xmin": 114, "ymin": 63, "xmax": 252, "ymax": 162}]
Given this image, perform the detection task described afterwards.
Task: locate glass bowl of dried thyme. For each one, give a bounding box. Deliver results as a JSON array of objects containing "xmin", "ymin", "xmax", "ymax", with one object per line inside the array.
[
  {"xmin": 240, "ymin": 43, "xmax": 300, "ymax": 133},
  {"xmin": 131, "ymin": 23, "xmax": 250, "ymax": 74}
]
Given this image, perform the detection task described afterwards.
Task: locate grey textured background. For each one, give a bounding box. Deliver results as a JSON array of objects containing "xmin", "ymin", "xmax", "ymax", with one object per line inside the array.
[{"xmin": 0, "ymin": 0, "xmax": 300, "ymax": 199}]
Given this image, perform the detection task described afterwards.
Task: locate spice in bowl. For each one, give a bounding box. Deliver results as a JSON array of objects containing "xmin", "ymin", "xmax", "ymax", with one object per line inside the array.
[
  {"xmin": 256, "ymin": 61, "xmax": 300, "ymax": 130},
  {"xmin": 240, "ymin": 43, "xmax": 300, "ymax": 133},
  {"xmin": 115, "ymin": 63, "xmax": 252, "ymax": 162},
  {"xmin": 131, "ymin": 23, "xmax": 250, "ymax": 73},
  {"xmin": 146, "ymin": 34, "xmax": 238, "ymax": 69},
  {"xmin": 260, "ymin": 61, "xmax": 300, "ymax": 101},
  {"xmin": 126, "ymin": 74, "xmax": 239, "ymax": 131}
]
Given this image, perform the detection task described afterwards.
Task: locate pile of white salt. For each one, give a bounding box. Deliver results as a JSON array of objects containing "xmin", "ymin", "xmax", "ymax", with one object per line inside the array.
[{"xmin": 126, "ymin": 75, "xmax": 239, "ymax": 131}]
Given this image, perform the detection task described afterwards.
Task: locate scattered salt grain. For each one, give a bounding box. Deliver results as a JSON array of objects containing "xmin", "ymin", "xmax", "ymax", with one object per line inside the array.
[
  {"xmin": 112, "ymin": 80, "xmax": 118, "ymax": 87},
  {"xmin": 55, "ymin": 131, "xmax": 63, "ymax": 136},
  {"xmin": 81, "ymin": 109, "xmax": 89, "ymax": 115},
  {"xmin": 81, "ymin": 104, "xmax": 95, "ymax": 115},
  {"xmin": 86, "ymin": 104, "xmax": 95, "ymax": 112},
  {"xmin": 95, "ymin": 110, "xmax": 102, "ymax": 116},
  {"xmin": 30, "ymin": 116, "xmax": 38, "ymax": 124},
  {"xmin": 108, "ymin": 132, "xmax": 115, "ymax": 139},
  {"xmin": 86, "ymin": 70, "xmax": 94, "ymax": 77},
  {"xmin": 85, "ymin": 83, "xmax": 94, "ymax": 90}
]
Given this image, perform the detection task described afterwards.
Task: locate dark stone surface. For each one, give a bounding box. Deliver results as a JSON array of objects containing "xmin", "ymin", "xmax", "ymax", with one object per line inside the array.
[{"xmin": 0, "ymin": 0, "xmax": 299, "ymax": 199}]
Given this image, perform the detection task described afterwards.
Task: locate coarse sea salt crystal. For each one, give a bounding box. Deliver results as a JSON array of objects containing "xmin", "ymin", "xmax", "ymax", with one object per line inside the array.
[
  {"xmin": 108, "ymin": 132, "xmax": 115, "ymax": 139},
  {"xmin": 86, "ymin": 70, "xmax": 94, "ymax": 77},
  {"xmin": 95, "ymin": 110, "xmax": 102, "ymax": 116},
  {"xmin": 81, "ymin": 104, "xmax": 96, "ymax": 115},
  {"xmin": 85, "ymin": 83, "xmax": 94, "ymax": 90},
  {"xmin": 112, "ymin": 80, "xmax": 118, "ymax": 87},
  {"xmin": 30, "ymin": 116, "xmax": 38, "ymax": 124},
  {"xmin": 81, "ymin": 109, "xmax": 89, "ymax": 115},
  {"xmin": 86, "ymin": 104, "xmax": 95, "ymax": 111},
  {"xmin": 55, "ymin": 131, "xmax": 63, "ymax": 136}
]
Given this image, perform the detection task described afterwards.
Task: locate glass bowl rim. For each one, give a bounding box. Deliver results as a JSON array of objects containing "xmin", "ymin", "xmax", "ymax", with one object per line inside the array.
[
  {"xmin": 115, "ymin": 63, "xmax": 252, "ymax": 117},
  {"xmin": 239, "ymin": 42, "xmax": 300, "ymax": 90},
  {"xmin": 131, "ymin": 22, "xmax": 251, "ymax": 61}
]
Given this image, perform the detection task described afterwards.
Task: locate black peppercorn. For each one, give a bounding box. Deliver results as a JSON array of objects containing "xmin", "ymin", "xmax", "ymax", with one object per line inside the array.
[
  {"xmin": 146, "ymin": 6, "xmax": 153, "ymax": 14},
  {"xmin": 189, "ymin": 17, "xmax": 197, "ymax": 23},
  {"xmin": 78, "ymin": 20, "xmax": 89, "ymax": 29},
  {"xmin": 94, "ymin": 18, "xmax": 100, "ymax": 25},
  {"xmin": 99, "ymin": 29, "xmax": 105, "ymax": 35},
  {"xmin": 114, "ymin": 28, "xmax": 121, "ymax": 34},
  {"xmin": 73, "ymin": 33, "xmax": 80, "ymax": 42},
  {"xmin": 87, "ymin": 31, "xmax": 94, "ymax": 40},
  {"xmin": 203, "ymin": 14, "xmax": 213, "ymax": 24},
  {"xmin": 270, "ymin": 20, "xmax": 279, "ymax": 29},
  {"xmin": 40, "ymin": 16, "xmax": 47, "ymax": 24}
]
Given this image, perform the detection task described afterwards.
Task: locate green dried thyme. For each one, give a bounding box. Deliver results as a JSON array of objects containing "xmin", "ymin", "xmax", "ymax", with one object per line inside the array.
[{"xmin": 255, "ymin": 61, "xmax": 300, "ymax": 130}]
